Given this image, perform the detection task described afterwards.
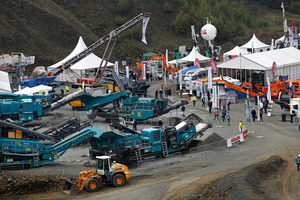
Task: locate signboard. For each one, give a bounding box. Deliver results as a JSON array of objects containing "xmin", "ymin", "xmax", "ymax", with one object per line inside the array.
[{"xmin": 227, "ymin": 133, "xmax": 244, "ymax": 147}]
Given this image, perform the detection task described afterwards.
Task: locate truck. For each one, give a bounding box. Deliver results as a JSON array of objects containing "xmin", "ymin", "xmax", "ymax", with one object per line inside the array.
[{"xmin": 89, "ymin": 114, "xmax": 211, "ymax": 164}]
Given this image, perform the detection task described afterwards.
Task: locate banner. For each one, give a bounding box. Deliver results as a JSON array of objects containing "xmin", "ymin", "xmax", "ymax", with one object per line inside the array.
[
  {"xmin": 272, "ymin": 61, "xmax": 277, "ymax": 77},
  {"xmin": 267, "ymin": 76, "xmax": 271, "ymax": 101},
  {"xmin": 114, "ymin": 61, "xmax": 119, "ymax": 76},
  {"xmin": 141, "ymin": 63, "xmax": 146, "ymax": 80},
  {"xmin": 126, "ymin": 65, "xmax": 129, "ymax": 79},
  {"xmin": 211, "ymin": 59, "xmax": 218, "ymax": 75},
  {"xmin": 189, "ymin": 73, "xmax": 192, "ymax": 95},
  {"xmin": 141, "ymin": 14, "xmax": 151, "ymax": 44},
  {"xmin": 246, "ymin": 90, "xmax": 250, "ymax": 122},
  {"xmin": 227, "ymin": 133, "xmax": 244, "ymax": 147},
  {"xmin": 212, "ymin": 85, "xmax": 217, "ymax": 108},
  {"xmin": 195, "ymin": 58, "xmax": 201, "ymax": 68},
  {"xmin": 179, "ymin": 69, "xmax": 182, "ymax": 90},
  {"xmin": 207, "ymin": 67, "xmax": 212, "ymax": 89}
]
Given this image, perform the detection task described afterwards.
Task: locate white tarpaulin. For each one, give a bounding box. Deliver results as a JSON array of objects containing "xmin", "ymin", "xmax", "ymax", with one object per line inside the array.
[
  {"xmin": 0, "ymin": 71, "xmax": 11, "ymax": 93},
  {"xmin": 169, "ymin": 46, "xmax": 211, "ymax": 64},
  {"xmin": 15, "ymin": 85, "xmax": 52, "ymax": 95},
  {"xmin": 48, "ymin": 37, "xmax": 114, "ymax": 82},
  {"xmin": 240, "ymin": 34, "xmax": 270, "ymax": 51},
  {"xmin": 223, "ymin": 46, "xmax": 249, "ymax": 60}
]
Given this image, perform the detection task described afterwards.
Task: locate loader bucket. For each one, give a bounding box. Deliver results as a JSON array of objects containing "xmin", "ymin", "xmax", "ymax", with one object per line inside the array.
[
  {"xmin": 69, "ymin": 185, "xmax": 80, "ymax": 196},
  {"xmin": 64, "ymin": 178, "xmax": 80, "ymax": 196}
]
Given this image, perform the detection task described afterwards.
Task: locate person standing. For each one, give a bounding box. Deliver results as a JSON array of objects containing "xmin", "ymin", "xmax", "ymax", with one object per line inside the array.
[
  {"xmin": 208, "ymin": 100, "xmax": 212, "ymax": 113},
  {"xmin": 259, "ymin": 101, "xmax": 264, "ymax": 113},
  {"xmin": 132, "ymin": 117, "xmax": 137, "ymax": 130},
  {"xmin": 214, "ymin": 108, "xmax": 219, "ymax": 120},
  {"xmin": 159, "ymin": 89, "xmax": 163, "ymax": 99},
  {"xmin": 226, "ymin": 99, "xmax": 230, "ymax": 110},
  {"xmin": 263, "ymin": 100, "xmax": 268, "ymax": 114},
  {"xmin": 108, "ymin": 88, "xmax": 112, "ymax": 94},
  {"xmin": 222, "ymin": 99, "xmax": 226, "ymax": 111},
  {"xmin": 158, "ymin": 118, "xmax": 163, "ymax": 127},
  {"xmin": 192, "ymin": 96, "xmax": 196, "ymax": 106},
  {"xmin": 222, "ymin": 109, "xmax": 226, "ymax": 122},
  {"xmin": 78, "ymin": 86, "xmax": 82, "ymax": 91},
  {"xmin": 260, "ymin": 110, "xmax": 263, "ymax": 122},
  {"xmin": 226, "ymin": 111, "xmax": 230, "ymax": 126},
  {"xmin": 295, "ymin": 154, "xmax": 300, "ymax": 171},
  {"xmin": 202, "ymin": 97, "xmax": 205, "ymax": 107},
  {"xmin": 181, "ymin": 105, "xmax": 186, "ymax": 117},
  {"xmin": 251, "ymin": 108, "xmax": 257, "ymax": 122},
  {"xmin": 66, "ymin": 85, "xmax": 70, "ymax": 93},
  {"xmin": 239, "ymin": 121, "xmax": 244, "ymax": 132}
]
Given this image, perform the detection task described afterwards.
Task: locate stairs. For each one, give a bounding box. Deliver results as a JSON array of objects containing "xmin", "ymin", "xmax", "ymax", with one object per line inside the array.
[
  {"xmin": 135, "ymin": 149, "xmax": 142, "ymax": 163},
  {"xmin": 162, "ymin": 141, "xmax": 168, "ymax": 158},
  {"xmin": 112, "ymin": 71, "xmax": 125, "ymax": 91}
]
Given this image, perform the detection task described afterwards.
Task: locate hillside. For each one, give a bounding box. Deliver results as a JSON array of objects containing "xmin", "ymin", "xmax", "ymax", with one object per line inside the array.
[{"xmin": 0, "ymin": 0, "xmax": 299, "ymax": 70}]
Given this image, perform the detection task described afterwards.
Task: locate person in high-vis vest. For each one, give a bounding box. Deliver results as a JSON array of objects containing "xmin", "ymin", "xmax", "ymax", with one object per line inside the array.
[{"xmin": 66, "ymin": 85, "xmax": 69, "ymax": 93}]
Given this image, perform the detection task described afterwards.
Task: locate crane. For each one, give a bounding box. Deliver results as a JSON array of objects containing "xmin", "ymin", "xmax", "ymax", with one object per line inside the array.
[{"xmin": 40, "ymin": 13, "xmax": 151, "ymax": 84}]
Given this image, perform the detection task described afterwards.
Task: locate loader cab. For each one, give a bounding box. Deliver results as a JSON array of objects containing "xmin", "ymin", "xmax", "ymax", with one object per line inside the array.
[{"xmin": 96, "ymin": 156, "xmax": 112, "ymax": 175}]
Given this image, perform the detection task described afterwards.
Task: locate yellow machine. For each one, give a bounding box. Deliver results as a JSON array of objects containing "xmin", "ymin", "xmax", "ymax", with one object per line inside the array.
[
  {"xmin": 107, "ymin": 83, "xmax": 121, "ymax": 92},
  {"xmin": 70, "ymin": 155, "xmax": 131, "ymax": 195},
  {"xmin": 69, "ymin": 99, "xmax": 85, "ymax": 110}
]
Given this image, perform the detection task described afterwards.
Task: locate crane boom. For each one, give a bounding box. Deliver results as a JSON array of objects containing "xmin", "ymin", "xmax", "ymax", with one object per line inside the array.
[{"xmin": 41, "ymin": 13, "xmax": 150, "ymax": 78}]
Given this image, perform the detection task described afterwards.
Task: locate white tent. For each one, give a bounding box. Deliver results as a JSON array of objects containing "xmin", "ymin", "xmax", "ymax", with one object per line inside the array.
[
  {"xmin": 48, "ymin": 36, "xmax": 114, "ymax": 82},
  {"xmin": 240, "ymin": 34, "xmax": 271, "ymax": 52},
  {"xmin": 0, "ymin": 71, "xmax": 11, "ymax": 93},
  {"xmin": 218, "ymin": 47, "xmax": 300, "ymax": 81},
  {"xmin": 223, "ymin": 46, "xmax": 249, "ymax": 60},
  {"xmin": 169, "ymin": 46, "xmax": 211, "ymax": 64},
  {"xmin": 15, "ymin": 85, "xmax": 53, "ymax": 95}
]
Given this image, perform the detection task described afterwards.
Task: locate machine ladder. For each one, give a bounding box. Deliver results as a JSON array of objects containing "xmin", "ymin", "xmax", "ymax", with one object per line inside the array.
[
  {"xmin": 41, "ymin": 13, "xmax": 150, "ymax": 78},
  {"xmin": 135, "ymin": 149, "xmax": 142, "ymax": 163},
  {"xmin": 161, "ymin": 141, "xmax": 168, "ymax": 158},
  {"xmin": 111, "ymin": 71, "xmax": 125, "ymax": 91}
]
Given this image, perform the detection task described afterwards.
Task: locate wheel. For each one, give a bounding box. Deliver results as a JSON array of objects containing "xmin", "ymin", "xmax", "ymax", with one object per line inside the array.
[
  {"xmin": 113, "ymin": 174, "xmax": 125, "ymax": 187},
  {"xmin": 85, "ymin": 179, "xmax": 100, "ymax": 192}
]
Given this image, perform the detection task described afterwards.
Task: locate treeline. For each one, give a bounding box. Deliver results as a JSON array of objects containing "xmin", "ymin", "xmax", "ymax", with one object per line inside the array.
[{"xmin": 171, "ymin": 0, "xmax": 270, "ymax": 43}]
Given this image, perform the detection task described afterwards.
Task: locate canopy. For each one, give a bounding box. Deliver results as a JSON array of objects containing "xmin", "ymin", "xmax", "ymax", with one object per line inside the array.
[
  {"xmin": 48, "ymin": 36, "xmax": 114, "ymax": 70},
  {"xmin": 15, "ymin": 85, "xmax": 53, "ymax": 95},
  {"xmin": 143, "ymin": 52, "xmax": 156, "ymax": 58},
  {"xmin": 169, "ymin": 46, "xmax": 211, "ymax": 64},
  {"xmin": 0, "ymin": 71, "xmax": 11, "ymax": 93},
  {"xmin": 240, "ymin": 34, "xmax": 270, "ymax": 50},
  {"xmin": 223, "ymin": 46, "xmax": 249, "ymax": 60},
  {"xmin": 218, "ymin": 47, "xmax": 300, "ymax": 70}
]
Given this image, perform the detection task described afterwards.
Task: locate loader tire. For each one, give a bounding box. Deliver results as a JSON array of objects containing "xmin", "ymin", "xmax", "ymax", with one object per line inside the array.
[
  {"xmin": 85, "ymin": 179, "xmax": 100, "ymax": 192},
  {"xmin": 113, "ymin": 174, "xmax": 125, "ymax": 187}
]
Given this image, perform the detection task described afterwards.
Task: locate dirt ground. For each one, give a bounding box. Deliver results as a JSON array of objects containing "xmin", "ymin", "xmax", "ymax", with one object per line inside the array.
[{"xmin": 2, "ymin": 80, "xmax": 300, "ymax": 200}]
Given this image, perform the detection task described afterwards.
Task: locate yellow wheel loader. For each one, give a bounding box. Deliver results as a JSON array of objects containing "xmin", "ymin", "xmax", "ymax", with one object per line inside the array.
[{"xmin": 69, "ymin": 155, "xmax": 131, "ymax": 195}]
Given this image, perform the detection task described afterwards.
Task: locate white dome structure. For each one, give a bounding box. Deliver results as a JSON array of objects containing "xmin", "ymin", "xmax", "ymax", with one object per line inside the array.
[{"xmin": 201, "ymin": 24, "xmax": 217, "ymax": 41}]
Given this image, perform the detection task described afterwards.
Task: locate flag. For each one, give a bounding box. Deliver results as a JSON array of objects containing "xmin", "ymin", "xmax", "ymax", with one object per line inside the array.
[
  {"xmin": 165, "ymin": 49, "xmax": 169, "ymax": 72},
  {"xmin": 189, "ymin": 73, "xmax": 192, "ymax": 95},
  {"xmin": 195, "ymin": 58, "xmax": 201, "ymax": 68},
  {"xmin": 267, "ymin": 76, "xmax": 271, "ymax": 101},
  {"xmin": 251, "ymin": 41, "xmax": 254, "ymax": 53},
  {"xmin": 141, "ymin": 63, "xmax": 146, "ymax": 80},
  {"xmin": 141, "ymin": 14, "xmax": 151, "ymax": 44},
  {"xmin": 272, "ymin": 61, "xmax": 277, "ymax": 77},
  {"xmin": 179, "ymin": 70, "xmax": 182, "ymax": 90},
  {"xmin": 126, "ymin": 65, "xmax": 129, "ymax": 79},
  {"xmin": 207, "ymin": 67, "xmax": 213, "ymax": 89},
  {"xmin": 270, "ymin": 39, "xmax": 274, "ymax": 51},
  {"xmin": 211, "ymin": 59, "xmax": 218, "ymax": 75},
  {"xmin": 281, "ymin": 2, "xmax": 285, "ymax": 11},
  {"xmin": 114, "ymin": 61, "xmax": 119, "ymax": 76}
]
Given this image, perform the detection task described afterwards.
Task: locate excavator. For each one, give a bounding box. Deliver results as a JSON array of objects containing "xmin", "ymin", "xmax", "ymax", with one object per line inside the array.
[
  {"xmin": 69, "ymin": 155, "xmax": 131, "ymax": 195},
  {"xmin": 137, "ymin": 53, "xmax": 178, "ymax": 73}
]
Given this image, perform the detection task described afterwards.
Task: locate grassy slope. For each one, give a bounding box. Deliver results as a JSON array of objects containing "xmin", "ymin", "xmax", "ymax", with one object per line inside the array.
[{"xmin": 0, "ymin": 0, "xmax": 299, "ymax": 71}]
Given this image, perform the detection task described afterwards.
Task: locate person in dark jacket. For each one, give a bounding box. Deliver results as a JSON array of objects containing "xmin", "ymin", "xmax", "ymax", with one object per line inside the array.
[
  {"xmin": 158, "ymin": 118, "xmax": 163, "ymax": 126},
  {"xmin": 208, "ymin": 100, "xmax": 212, "ymax": 113},
  {"xmin": 181, "ymin": 105, "xmax": 186, "ymax": 117},
  {"xmin": 251, "ymin": 108, "xmax": 257, "ymax": 122},
  {"xmin": 132, "ymin": 117, "xmax": 137, "ymax": 130}
]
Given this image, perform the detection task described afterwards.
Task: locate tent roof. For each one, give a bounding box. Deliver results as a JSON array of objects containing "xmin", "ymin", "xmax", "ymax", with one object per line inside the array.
[
  {"xmin": 48, "ymin": 36, "xmax": 114, "ymax": 70},
  {"xmin": 240, "ymin": 34, "xmax": 270, "ymax": 49},
  {"xmin": 143, "ymin": 52, "xmax": 156, "ymax": 58},
  {"xmin": 169, "ymin": 46, "xmax": 211, "ymax": 64},
  {"xmin": 223, "ymin": 46, "xmax": 249, "ymax": 57},
  {"xmin": 0, "ymin": 71, "xmax": 11, "ymax": 93},
  {"xmin": 218, "ymin": 47, "xmax": 300, "ymax": 70}
]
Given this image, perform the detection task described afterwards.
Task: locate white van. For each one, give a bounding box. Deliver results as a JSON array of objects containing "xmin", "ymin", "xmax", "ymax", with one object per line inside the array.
[{"xmin": 183, "ymin": 68, "xmax": 208, "ymax": 89}]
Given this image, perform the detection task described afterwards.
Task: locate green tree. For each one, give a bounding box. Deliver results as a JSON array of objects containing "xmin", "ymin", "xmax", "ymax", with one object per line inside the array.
[
  {"xmin": 118, "ymin": 0, "xmax": 130, "ymax": 15},
  {"xmin": 171, "ymin": 11, "xmax": 189, "ymax": 34}
]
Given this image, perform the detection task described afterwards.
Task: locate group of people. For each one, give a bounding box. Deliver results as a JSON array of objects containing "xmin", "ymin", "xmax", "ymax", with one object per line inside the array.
[{"xmin": 213, "ymin": 99, "xmax": 231, "ymax": 126}]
